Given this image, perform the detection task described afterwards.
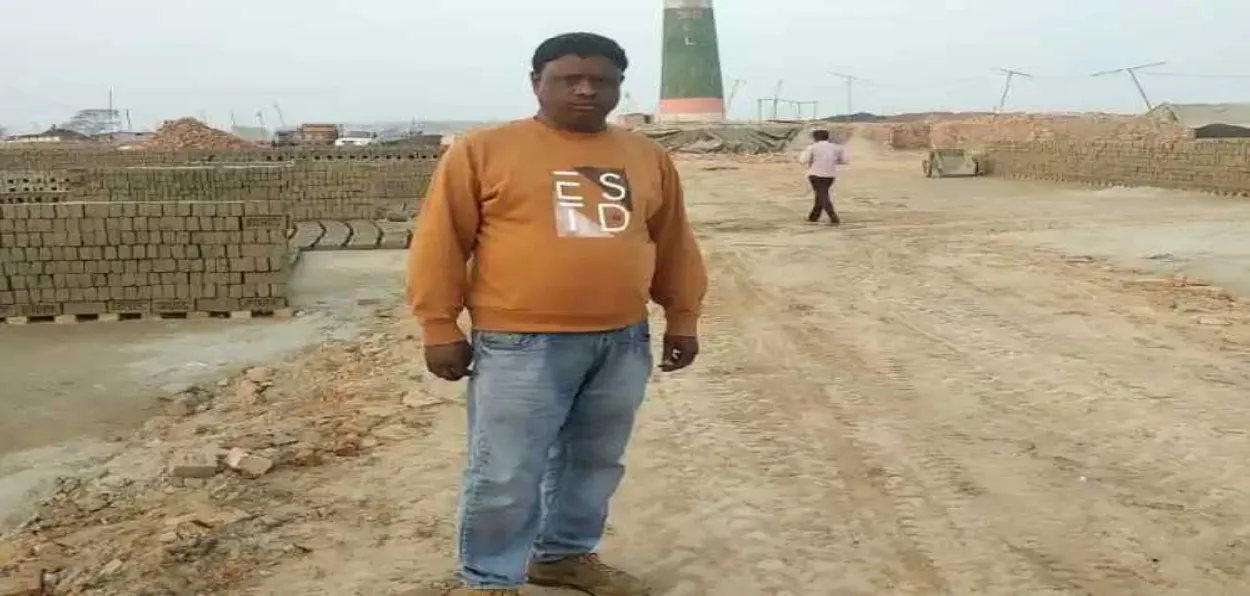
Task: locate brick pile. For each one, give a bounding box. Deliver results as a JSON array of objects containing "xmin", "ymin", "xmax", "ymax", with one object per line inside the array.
[
  {"xmin": 844, "ymin": 113, "xmax": 1194, "ymax": 152},
  {"xmin": 985, "ymin": 139, "xmax": 1250, "ymax": 195},
  {"xmin": 0, "ymin": 146, "xmax": 442, "ymax": 169},
  {"xmin": 144, "ymin": 118, "xmax": 255, "ymax": 150},
  {"xmin": 930, "ymin": 114, "xmax": 1191, "ymax": 150},
  {"xmin": 4, "ymin": 163, "xmax": 432, "ymax": 223},
  {"xmin": 0, "ymin": 200, "xmax": 290, "ymax": 321},
  {"xmin": 853, "ymin": 123, "xmax": 932, "ymax": 150},
  {"xmin": 0, "ymin": 148, "xmax": 437, "ymax": 222},
  {"xmin": 0, "ymin": 145, "xmax": 441, "ymax": 322}
]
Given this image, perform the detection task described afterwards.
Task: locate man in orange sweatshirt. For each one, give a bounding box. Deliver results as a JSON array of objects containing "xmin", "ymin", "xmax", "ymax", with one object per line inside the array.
[{"xmin": 406, "ymin": 33, "xmax": 707, "ymax": 595}]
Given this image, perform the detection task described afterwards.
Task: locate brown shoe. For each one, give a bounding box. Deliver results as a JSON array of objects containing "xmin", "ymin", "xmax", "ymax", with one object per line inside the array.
[{"xmin": 527, "ymin": 554, "xmax": 651, "ymax": 595}]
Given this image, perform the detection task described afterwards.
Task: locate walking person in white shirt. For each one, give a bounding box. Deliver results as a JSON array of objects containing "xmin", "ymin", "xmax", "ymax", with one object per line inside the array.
[{"xmin": 798, "ymin": 129, "xmax": 847, "ymax": 225}]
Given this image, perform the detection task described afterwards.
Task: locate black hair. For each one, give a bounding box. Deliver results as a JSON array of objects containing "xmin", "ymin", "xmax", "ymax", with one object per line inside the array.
[
  {"xmin": 812, "ymin": 129, "xmax": 831, "ymax": 141},
  {"xmin": 532, "ymin": 32, "xmax": 629, "ymax": 74}
]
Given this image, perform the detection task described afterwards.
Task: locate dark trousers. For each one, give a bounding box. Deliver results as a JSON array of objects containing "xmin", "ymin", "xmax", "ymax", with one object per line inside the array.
[{"xmin": 807, "ymin": 175, "xmax": 839, "ymax": 223}]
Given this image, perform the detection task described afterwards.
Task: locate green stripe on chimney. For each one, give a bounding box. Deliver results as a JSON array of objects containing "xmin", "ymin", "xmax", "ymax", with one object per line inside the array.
[{"xmin": 660, "ymin": 5, "xmax": 725, "ymax": 101}]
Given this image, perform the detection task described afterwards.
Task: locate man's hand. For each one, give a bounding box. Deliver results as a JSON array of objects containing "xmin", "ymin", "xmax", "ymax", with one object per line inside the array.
[
  {"xmin": 425, "ymin": 341, "xmax": 472, "ymax": 381},
  {"xmin": 659, "ymin": 335, "xmax": 699, "ymax": 372}
]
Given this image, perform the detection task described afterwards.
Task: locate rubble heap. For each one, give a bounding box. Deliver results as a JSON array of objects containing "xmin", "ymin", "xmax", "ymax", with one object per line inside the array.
[
  {"xmin": 145, "ymin": 118, "xmax": 254, "ymax": 150},
  {"xmin": 0, "ymin": 307, "xmax": 449, "ymax": 595}
]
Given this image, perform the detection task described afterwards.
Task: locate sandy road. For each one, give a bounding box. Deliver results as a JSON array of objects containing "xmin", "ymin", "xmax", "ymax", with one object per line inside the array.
[
  {"xmin": 594, "ymin": 144, "xmax": 1250, "ymax": 595},
  {"xmin": 8, "ymin": 141, "xmax": 1250, "ymax": 595},
  {"xmin": 253, "ymin": 143, "xmax": 1250, "ymax": 595}
]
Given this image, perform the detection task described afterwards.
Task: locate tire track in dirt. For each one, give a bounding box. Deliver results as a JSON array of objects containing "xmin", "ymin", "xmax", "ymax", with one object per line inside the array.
[
  {"xmin": 725, "ymin": 244, "xmax": 1160, "ymax": 589},
  {"xmin": 672, "ymin": 153, "xmax": 1250, "ymax": 594},
  {"xmin": 713, "ymin": 239, "xmax": 1250, "ymax": 594},
  {"xmin": 705, "ymin": 249, "xmax": 1075, "ymax": 595},
  {"xmin": 804, "ymin": 251, "xmax": 1176, "ymax": 594},
  {"xmin": 876, "ymin": 246, "xmax": 1250, "ymax": 590},
  {"xmin": 614, "ymin": 259, "xmax": 930, "ymax": 594},
  {"xmin": 759, "ymin": 236, "xmax": 1250, "ymax": 594}
]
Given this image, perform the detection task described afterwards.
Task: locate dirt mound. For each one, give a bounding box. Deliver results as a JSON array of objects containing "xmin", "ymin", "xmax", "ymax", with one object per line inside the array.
[
  {"xmin": 0, "ymin": 309, "xmax": 445, "ymax": 595},
  {"xmin": 146, "ymin": 118, "xmax": 255, "ymax": 150}
]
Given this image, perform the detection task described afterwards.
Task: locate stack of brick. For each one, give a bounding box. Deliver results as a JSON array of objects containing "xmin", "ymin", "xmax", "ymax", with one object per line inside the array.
[
  {"xmin": 888, "ymin": 123, "xmax": 932, "ymax": 150},
  {"xmin": 73, "ymin": 166, "xmax": 289, "ymax": 203},
  {"xmin": 852, "ymin": 123, "xmax": 932, "ymax": 150},
  {"xmin": 854, "ymin": 123, "xmax": 895, "ymax": 148},
  {"xmin": 985, "ymin": 139, "xmax": 1250, "ymax": 195},
  {"xmin": 0, "ymin": 149, "xmax": 437, "ymax": 222},
  {"xmin": 0, "ymin": 146, "xmax": 442, "ymax": 170},
  {"xmin": 286, "ymin": 162, "xmax": 428, "ymax": 221},
  {"xmin": 930, "ymin": 114, "xmax": 1192, "ymax": 150},
  {"xmin": 0, "ymin": 200, "xmax": 291, "ymax": 320}
]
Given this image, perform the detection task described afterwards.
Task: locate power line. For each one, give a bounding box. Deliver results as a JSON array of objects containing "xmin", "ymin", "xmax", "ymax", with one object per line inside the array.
[
  {"xmin": 1091, "ymin": 61, "xmax": 1166, "ymax": 110},
  {"xmin": 0, "ymin": 85, "xmax": 78, "ymax": 111},
  {"xmin": 995, "ymin": 68, "xmax": 1033, "ymax": 113},
  {"xmin": 1141, "ymin": 72, "xmax": 1250, "ymax": 80},
  {"xmin": 829, "ymin": 71, "xmax": 863, "ymax": 120}
]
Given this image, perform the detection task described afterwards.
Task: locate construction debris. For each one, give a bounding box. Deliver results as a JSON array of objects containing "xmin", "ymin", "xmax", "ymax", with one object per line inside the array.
[
  {"xmin": 0, "ymin": 322, "xmax": 440, "ymax": 595},
  {"xmin": 0, "ymin": 572, "xmax": 42, "ymax": 596},
  {"xmin": 638, "ymin": 124, "xmax": 802, "ymax": 154},
  {"xmin": 168, "ymin": 451, "xmax": 219, "ymax": 479},
  {"xmin": 144, "ymin": 117, "xmax": 255, "ymax": 150},
  {"xmin": 224, "ymin": 448, "xmax": 274, "ymax": 477}
]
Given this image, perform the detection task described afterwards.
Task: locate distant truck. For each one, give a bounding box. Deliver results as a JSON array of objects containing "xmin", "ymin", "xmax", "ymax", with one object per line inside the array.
[
  {"xmin": 334, "ymin": 130, "xmax": 379, "ymax": 148},
  {"xmin": 295, "ymin": 123, "xmax": 340, "ymax": 146},
  {"xmin": 272, "ymin": 123, "xmax": 341, "ymax": 147}
]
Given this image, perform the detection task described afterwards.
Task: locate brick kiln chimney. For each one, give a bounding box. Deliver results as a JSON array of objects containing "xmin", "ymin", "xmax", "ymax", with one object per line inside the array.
[{"xmin": 658, "ymin": 0, "xmax": 726, "ymax": 123}]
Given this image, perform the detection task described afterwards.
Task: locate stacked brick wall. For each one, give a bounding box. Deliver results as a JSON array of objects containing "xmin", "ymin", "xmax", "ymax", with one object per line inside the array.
[
  {"xmin": 0, "ymin": 146, "xmax": 441, "ymax": 320},
  {"xmin": 985, "ymin": 139, "xmax": 1250, "ymax": 195},
  {"xmin": 931, "ymin": 115, "xmax": 1190, "ymax": 150},
  {"xmin": 0, "ymin": 200, "xmax": 289, "ymax": 320},
  {"xmin": 0, "ymin": 146, "xmax": 442, "ymax": 168},
  {"xmin": 0, "ymin": 147, "xmax": 439, "ymax": 222},
  {"xmin": 853, "ymin": 123, "xmax": 932, "ymax": 150}
]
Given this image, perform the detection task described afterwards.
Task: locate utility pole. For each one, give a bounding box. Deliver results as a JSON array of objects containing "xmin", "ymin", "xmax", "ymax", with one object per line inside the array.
[
  {"xmin": 772, "ymin": 80, "xmax": 784, "ymax": 120},
  {"xmin": 829, "ymin": 72, "xmax": 861, "ymax": 121},
  {"xmin": 107, "ymin": 88, "xmax": 115, "ymax": 134},
  {"xmin": 995, "ymin": 68, "xmax": 1033, "ymax": 113},
  {"xmin": 726, "ymin": 78, "xmax": 745, "ymax": 112},
  {"xmin": 1092, "ymin": 62, "xmax": 1167, "ymax": 111}
]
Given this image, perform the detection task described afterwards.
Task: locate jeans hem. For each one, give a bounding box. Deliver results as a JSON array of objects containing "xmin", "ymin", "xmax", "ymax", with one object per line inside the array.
[{"xmin": 531, "ymin": 551, "xmax": 591, "ymax": 564}]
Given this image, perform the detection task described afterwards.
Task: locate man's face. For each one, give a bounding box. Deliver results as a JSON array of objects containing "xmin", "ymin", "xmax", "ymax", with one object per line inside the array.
[{"xmin": 532, "ymin": 55, "xmax": 623, "ymax": 131}]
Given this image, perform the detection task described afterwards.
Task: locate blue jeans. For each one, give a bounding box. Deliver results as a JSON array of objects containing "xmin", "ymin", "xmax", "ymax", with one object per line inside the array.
[{"xmin": 457, "ymin": 321, "xmax": 653, "ymax": 589}]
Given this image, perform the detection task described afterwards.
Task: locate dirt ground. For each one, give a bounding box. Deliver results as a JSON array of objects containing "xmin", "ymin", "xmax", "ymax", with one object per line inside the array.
[
  {"xmin": 0, "ymin": 251, "xmax": 405, "ymax": 529},
  {"xmin": 4, "ymin": 139, "xmax": 1250, "ymax": 595}
]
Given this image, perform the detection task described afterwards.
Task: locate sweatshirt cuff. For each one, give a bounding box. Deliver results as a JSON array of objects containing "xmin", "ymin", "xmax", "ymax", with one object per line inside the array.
[
  {"xmin": 421, "ymin": 320, "xmax": 466, "ymax": 346},
  {"xmin": 664, "ymin": 312, "xmax": 700, "ymax": 337}
]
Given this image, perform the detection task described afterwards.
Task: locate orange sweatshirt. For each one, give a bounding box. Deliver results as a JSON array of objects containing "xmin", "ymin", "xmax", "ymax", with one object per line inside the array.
[{"xmin": 406, "ymin": 118, "xmax": 707, "ymax": 346}]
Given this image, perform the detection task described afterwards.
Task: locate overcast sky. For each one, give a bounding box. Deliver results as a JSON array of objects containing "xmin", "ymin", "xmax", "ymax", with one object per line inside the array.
[{"xmin": 3, "ymin": 0, "xmax": 1249, "ymax": 132}]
